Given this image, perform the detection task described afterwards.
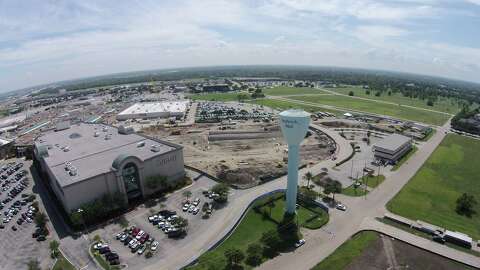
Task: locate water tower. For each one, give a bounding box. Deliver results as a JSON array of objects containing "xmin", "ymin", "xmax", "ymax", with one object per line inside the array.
[{"xmin": 279, "ymin": 109, "xmax": 311, "ymax": 214}]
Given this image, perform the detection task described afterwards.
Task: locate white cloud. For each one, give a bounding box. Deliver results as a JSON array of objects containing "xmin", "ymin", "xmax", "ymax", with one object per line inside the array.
[{"xmin": 0, "ymin": 0, "xmax": 479, "ymax": 91}]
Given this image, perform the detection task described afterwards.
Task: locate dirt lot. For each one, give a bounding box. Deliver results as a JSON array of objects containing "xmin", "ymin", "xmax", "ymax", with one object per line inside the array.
[
  {"xmin": 347, "ymin": 233, "xmax": 475, "ymax": 270},
  {"xmin": 143, "ymin": 119, "xmax": 335, "ymax": 188}
]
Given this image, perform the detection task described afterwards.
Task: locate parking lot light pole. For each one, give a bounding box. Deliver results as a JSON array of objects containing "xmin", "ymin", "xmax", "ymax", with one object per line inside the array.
[{"xmin": 77, "ymin": 208, "xmax": 89, "ymax": 242}]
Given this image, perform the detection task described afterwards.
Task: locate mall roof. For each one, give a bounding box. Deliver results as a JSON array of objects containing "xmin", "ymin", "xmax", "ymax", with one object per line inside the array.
[
  {"xmin": 374, "ymin": 133, "xmax": 411, "ymax": 152},
  {"xmin": 118, "ymin": 101, "xmax": 189, "ymax": 116},
  {"xmin": 35, "ymin": 123, "xmax": 178, "ymax": 187}
]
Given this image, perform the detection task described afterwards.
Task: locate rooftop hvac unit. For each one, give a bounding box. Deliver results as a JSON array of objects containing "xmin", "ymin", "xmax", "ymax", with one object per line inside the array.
[
  {"xmin": 94, "ymin": 132, "xmax": 99, "ymax": 137},
  {"xmin": 137, "ymin": 141, "xmax": 145, "ymax": 148},
  {"xmin": 63, "ymin": 146, "xmax": 70, "ymax": 152},
  {"xmin": 102, "ymin": 127, "xmax": 108, "ymax": 132},
  {"xmin": 105, "ymin": 134, "xmax": 111, "ymax": 140},
  {"xmin": 68, "ymin": 167, "xmax": 77, "ymax": 176},
  {"xmin": 151, "ymin": 145, "xmax": 160, "ymax": 152}
]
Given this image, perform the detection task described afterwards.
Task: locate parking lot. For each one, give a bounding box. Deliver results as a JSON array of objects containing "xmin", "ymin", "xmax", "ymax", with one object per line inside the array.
[
  {"xmin": 89, "ymin": 169, "xmax": 237, "ymax": 269},
  {"xmin": 0, "ymin": 159, "xmax": 51, "ymax": 270}
]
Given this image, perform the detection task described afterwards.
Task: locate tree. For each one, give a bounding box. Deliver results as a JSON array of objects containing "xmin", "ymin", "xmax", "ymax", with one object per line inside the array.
[
  {"xmin": 246, "ymin": 243, "xmax": 263, "ymax": 266},
  {"xmin": 348, "ymin": 91, "xmax": 354, "ymax": 96},
  {"xmin": 211, "ymin": 183, "xmax": 229, "ymax": 203},
  {"xmin": 224, "ymin": 248, "xmax": 245, "ymax": 266},
  {"xmin": 323, "ymin": 180, "xmax": 342, "ymax": 202},
  {"xmin": 456, "ymin": 193, "xmax": 477, "ymax": 217},
  {"xmin": 304, "ymin": 172, "xmax": 313, "ymax": 189},
  {"xmin": 182, "ymin": 190, "xmax": 192, "ymax": 201},
  {"xmin": 260, "ymin": 230, "xmax": 281, "ymax": 250},
  {"xmin": 427, "ymin": 100, "xmax": 434, "ymax": 106},
  {"xmin": 26, "ymin": 260, "xmax": 41, "ymax": 270},
  {"xmin": 49, "ymin": 240, "xmax": 60, "ymax": 258},
  {"xmin": 300, "ymin": 188, "xmax": 318, "ymax": 202},
  {"xmin": 172, "ymin": 216, "xmax": 189, "ymax": 231},
  {"xmin": 375, "ymin": 92, "xmax": 381, "ymax": 97},
  {"xmin": 145, "ymin": 175, "xmax": 167, "ymax": 190},
  {"xmin": 34, "ymin": 211, "xmax": 48, "ymax": 228},
  {"xmin": 365, "ymin": 90, "xmax": 370, "ymax": 95}
]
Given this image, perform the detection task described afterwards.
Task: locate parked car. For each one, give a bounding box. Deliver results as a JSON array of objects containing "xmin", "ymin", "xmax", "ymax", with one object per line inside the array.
[
  {"xmin": 336, "ymin": 203, "xmax": 347, "ymax": 211},
  {"xmin": 137, "ymin": 245, "xmax": 146, "ymax": 255},
  {"xmin": 151, "ymin": 241, "xmax": 159, "ymax": 251},
  {"xmin": 294, "ymin": 239, "xmax": 306, "ymax": 248}
]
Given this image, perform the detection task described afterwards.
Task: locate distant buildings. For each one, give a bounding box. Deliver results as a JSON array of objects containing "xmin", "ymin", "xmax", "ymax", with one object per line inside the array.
[
  {"xmin": 116, "ymin": 101, "xmax": 190, "ymax": 121},
  {"xmin": 373, "ymin": 133, "xmax": 412, "ymax": 163},
  {"xmin": 33, "ymin": 123, "xmax": 185, "ymax": 213}
]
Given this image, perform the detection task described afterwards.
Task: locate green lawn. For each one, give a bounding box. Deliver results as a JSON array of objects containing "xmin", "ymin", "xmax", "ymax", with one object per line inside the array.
[
  {"xmin": 342, "ymin": 185, "xmax": 369, "ymax": 197},
  {"xmin": 288, "ymin": 95, "xmax": 450, "ymax": 125},
  {"xmin": 248, "ymin": 98, "xmax": 342, "ymax": 116},
  {"xmin": 362, "ymin": 174, "xmax": 385, "ymax": 188},
  {"xmin": 189, "ymin": 193, "xmax": 328, "ymax": 270},
  {"xmin": 189, "ymin": 92, "xmax": 250, "ymax": 102},
  {"xmin": 387, "ymin": 134, "xmax": 480, "ymax": 239},
  {"xmin": 311, "ymin": 231, "xmax": 379, "ymax": 270},
  {"xmin": 327, "ymin": 86, "xmax": 462, "ymax": 114},
  {"xmin": 263, "ymin": 86, "xmax": 329, "ymax": 96},
  {"xmin": 391, "ymin": 146, "xmax": 418, "ymax": 171},
  {"xmin": 53, "ymin": 252, "xmax": 76, "ymax": 270},
  {"xmin": 257, "ymin": 196, "xmax": 329, "ymax": 229}
]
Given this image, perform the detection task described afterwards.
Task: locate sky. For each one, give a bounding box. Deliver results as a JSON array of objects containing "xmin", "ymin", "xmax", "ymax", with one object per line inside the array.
[{"xmin": 1, "ymin": 0, "xmax": 480, "ymax": 92}]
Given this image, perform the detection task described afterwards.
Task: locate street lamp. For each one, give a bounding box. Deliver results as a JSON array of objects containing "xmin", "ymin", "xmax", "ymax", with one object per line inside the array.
[{"xmin": 77, "ymin": 208, "xmax": 89, "ymax": 241}]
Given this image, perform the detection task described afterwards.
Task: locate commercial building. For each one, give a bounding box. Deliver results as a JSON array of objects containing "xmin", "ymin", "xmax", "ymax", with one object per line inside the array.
[
  {"xmin": 116, "ymin": 101, "xmax": 190, "ymax": 121},
  {"xmin": 373, "ymin": 133, "xmax": 412, "ymax": 163},
  {"xmin": 34, "ymin": 123, "xmax": 185, "ymax": 213}
]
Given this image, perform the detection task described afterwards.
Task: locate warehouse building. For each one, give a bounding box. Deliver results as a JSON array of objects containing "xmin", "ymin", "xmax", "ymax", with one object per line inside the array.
[
  {"xmin": 373, "ymin": 133, "xmax": 412, "ymax": 163},
  {"xmin": 34, "ymin": 123, "xmax": 185, "ymax": 213},
  {"xmin": 116, "ymin": 101, "xmax": 189, "ymax": 121}
]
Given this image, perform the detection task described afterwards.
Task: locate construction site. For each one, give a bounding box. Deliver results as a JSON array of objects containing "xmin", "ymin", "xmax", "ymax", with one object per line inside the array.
[{"xmin": 142, "ymin": 105, "xmax": 336, "ymax": 188}]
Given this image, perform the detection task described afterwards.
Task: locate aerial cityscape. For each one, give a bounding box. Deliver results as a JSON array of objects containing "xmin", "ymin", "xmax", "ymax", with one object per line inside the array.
[{"xmin": 1, "ymin": 1, "xmax": 480, "ymax": 270}]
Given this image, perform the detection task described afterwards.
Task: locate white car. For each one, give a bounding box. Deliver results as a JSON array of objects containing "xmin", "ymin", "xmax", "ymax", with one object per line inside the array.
[
  {"xmin": 182, "ymin": 204, "xmax": 189, "ymax": 212},
  {"xmin": 148, "ymin": 215, "xmax": 157, "ymax": 222},
  {"xmin": 193, "ymin": 207, "xmax": 199, "ymax": 215},
  {"xmin": 188, "ymin": 205, "xmax": 195, "ymax": 213},
  {"xmin": 93, "ymin": 242, "xmax": 108, "ymax": 250},
  {"xmin": 295, "ymin": 239, "xmax": 306, "ymax": 248},
  {"xmin": 151, "ymin": 241, "xmax": 159, "ymax": 251},
  {"xmin": 136, "ymin": 230, "xmax": 145, "ymax": 240},
  {"xmin": 193, "ymin": 198, "xmax": 200, "ymax": 206},
  {"xmin": 336, "ymin": 203, "xmax": 347, "ymax": 211}
]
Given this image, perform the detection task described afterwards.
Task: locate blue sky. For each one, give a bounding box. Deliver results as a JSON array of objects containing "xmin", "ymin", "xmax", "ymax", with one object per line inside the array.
[{"xmin": 1, "ymin": 0, "xmax": 480, "ymax": 92}]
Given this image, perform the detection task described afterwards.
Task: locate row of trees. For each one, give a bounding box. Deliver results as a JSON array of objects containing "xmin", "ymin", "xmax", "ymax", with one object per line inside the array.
[
  {"xmin": 302, "ymin": 171, "xmax": 342, "ymax": 203},
  {"xmin": 69, "ymin": 192, "xmax": 127, "ymax": 227}
]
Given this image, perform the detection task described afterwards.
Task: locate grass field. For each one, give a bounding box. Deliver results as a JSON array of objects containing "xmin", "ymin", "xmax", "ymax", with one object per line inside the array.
[
  {"xmin": 311, "ymin": 231, "xmax": 379, "ymax": 270},
  {"xmin": 362, "ymin": 175, "xmax": 385, "ymax": 188},
  {"xmin": 263, "ymin": 86, "xmax": 329, "ymax": 96},
  {"xmin": 342, "ymin": 185, "xmax": 369, "ymax": 197},
  {"xmin": 387, "ymin": 134, "xmax": 480, "ymax": 239},
  {"xmin": 256, "ymin": 196, "xmax": 329, "ymax": 229},
  {"xmin": 288, "ymin": 95, "xmax": 450, "ymax": 125},
  {"xmin": 189, "ymin": 92, "xmax": 249, "ymax": 101},
  {"xmin": 327, "ymin": 86, "xmax": 463, "ymax": 114},
  {"xmin": 189, "ymin": 193, "xmax": 328, "ymax": 270},
  {"xmin": 248, "ymin": 98, "xmax": 342, "ymax": 116},
  {"xmin": 53, "ymin": 252, "xmax": 76, "ymax": 270}
]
